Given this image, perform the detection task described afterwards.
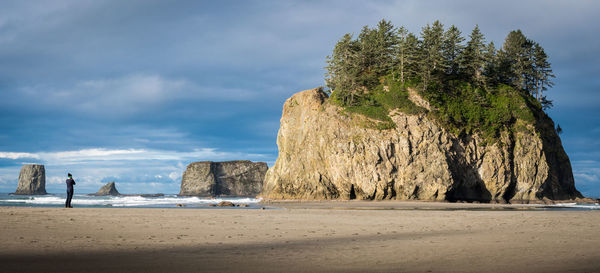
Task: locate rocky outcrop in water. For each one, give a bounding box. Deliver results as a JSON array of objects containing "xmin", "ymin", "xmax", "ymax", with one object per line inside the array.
[
  {"xmin": 92, "ymin": 182, "xmax": 120, "ymax": 196},
  {"xmin": 14, "ymin": 164, "xmax": 46, "ymax": 195},
  {"xmin": 261, "ymin": 88, "xmax": 582, "ymax": 203},
  {"xmin": 179, "ymin": 161, "xmax": 268, "ymax": 197}
]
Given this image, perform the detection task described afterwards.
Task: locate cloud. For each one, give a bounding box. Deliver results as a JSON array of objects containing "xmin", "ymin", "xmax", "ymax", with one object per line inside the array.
[
  {"xmin": 575, "ymin": 173, "xmax": 598, "ymax": 183},
  {"xmin": 0, "ymin": 146, "xmax": 272, "ymax": 193},
  {"xmin": 0, "ymin": 152, "xmax": 39, "ymax": 160},
  {"xmin": 10, "ymin": 74, "xmax": 262, "ymax": 118},
  {"xmin": 0, "ymin": 147, "xmax": 267, "ymax": 165}
]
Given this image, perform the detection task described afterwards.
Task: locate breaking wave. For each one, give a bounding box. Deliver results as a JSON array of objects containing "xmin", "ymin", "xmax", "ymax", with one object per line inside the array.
[{"xmin": 0, "ymin": 193, "xmax": 262, "ymax": 208}]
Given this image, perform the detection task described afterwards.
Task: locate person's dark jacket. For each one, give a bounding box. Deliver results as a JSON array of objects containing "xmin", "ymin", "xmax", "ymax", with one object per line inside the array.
[{"xmin": 66, "ymin": 178, "xmax": 76, "ymax": 192}]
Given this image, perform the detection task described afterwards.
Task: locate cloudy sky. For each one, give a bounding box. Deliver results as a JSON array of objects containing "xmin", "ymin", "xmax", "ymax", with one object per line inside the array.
[{"xmin": 0, "ymin": 0, "xmax": 598, "ymax": 196}]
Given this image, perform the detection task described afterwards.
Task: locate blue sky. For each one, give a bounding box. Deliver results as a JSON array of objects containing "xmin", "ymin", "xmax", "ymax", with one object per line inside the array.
[{"xmin": 0, "ymin": 0, "xmax": 598, "ymax": 196}]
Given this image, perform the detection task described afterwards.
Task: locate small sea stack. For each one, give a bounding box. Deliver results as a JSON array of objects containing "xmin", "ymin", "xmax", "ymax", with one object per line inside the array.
[
  {"xmin": 179, "ymin": 160, "xmax": 268, "ymax": 197},
  {"xmin": 140, "ymin": 193, "xmax": 165, "ymax": 198},
  {"xmin": 92, "ymin": 182, "xmax": 120, "ymax": 196},
  {"xmin": 14, "ymin": 164, "xmax": 47, "ymax": 195}
]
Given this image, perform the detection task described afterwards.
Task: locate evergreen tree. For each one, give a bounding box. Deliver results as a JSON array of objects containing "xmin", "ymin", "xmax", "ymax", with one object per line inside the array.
[
  {"xmin": 373, "ymin": 19, "xmax": 397, "ymax": 77},
  {"xmin": 356, "ymin": 25, "xmax": 377, "ymax": 88},
  {"xmin": 482, "ymin": 42, "xmax": 498, "ymax": 87},
  {"xmin": 442, "ymin": 25, "xmax": 464, "ymax": 76},
  {"xmin": 419, "ymin": 20, "xmax": 445, "ymax": 90},
  {"xmin": 354, "ymin": 20, "xmax": 397, "ymax": 89},
  {"xmin": 540, "ymin": 95, "xmax": 553, "ymax": 110},
  {"xmin": 498, "ymin": 30, "xmax": 531, "ymax": 91},
  {"xmin": 532, "ymin": 43, "xmax": 555, "ymax": 104},
  {"xmin": 460, "ymin": 25, "xmax": 486, "ymax": 84},
  {"xmin": 396, "ymin": 28, "xmax": 419, "ymax": 83},
  {"xmin": 325, "ymin": 33, "xmax": 361, "ymax": 105}
]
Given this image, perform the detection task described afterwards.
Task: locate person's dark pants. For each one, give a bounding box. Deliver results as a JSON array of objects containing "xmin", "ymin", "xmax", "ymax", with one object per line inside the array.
[{"xmin": 66, "ymin": 190, "xmax": 73, "ymax": 208}]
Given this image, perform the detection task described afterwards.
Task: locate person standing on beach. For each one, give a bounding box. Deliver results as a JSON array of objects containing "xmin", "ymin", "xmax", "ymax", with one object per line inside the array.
[{"xmin": 65, "ymin": 173, "xmax": 76, "ymax": 208}]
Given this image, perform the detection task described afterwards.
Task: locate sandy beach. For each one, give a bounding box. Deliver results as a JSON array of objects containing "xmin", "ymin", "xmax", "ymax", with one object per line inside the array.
[{"xmin": 1, "ymin": 202, "xmax": 599, "ymax": 273}]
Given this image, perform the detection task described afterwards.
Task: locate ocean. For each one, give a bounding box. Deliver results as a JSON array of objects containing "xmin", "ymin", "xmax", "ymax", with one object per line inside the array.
[
  {"xmin": 0, "ymin": 193, "xmax": 263, "ymax": 209},
  {"xmin": 0, "ymin": 193, "xmax": 598, "ymax": 210}
]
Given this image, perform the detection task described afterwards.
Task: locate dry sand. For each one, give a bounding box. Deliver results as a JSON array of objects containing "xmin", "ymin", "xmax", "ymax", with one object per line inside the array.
[{"xmin": 1, "ymin": 202, "xmax": 599, "ymax": 273}]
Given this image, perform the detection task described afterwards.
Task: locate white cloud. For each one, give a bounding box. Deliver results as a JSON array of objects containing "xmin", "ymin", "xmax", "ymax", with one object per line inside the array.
[
  {"xmin": 0, "ymin": 146, "xmax": 272, "ymax": 194},
  {"xmin": 572, "ymin": 160, "xmax": 600, "ymax": 185},
  {"xmin": 575, "ymin": 173, "xmax": 599, "ymax": 183},
  {"xmin": 168, "ymin": 171, "xmax": 180, "ymax": 181},
  {"xmin": 0, "ymin": 152, "xmax": 40, "ymax": 159},
  {"xmin": 0, "ymin": 147, "xmax": 267, "ymax": 165}
]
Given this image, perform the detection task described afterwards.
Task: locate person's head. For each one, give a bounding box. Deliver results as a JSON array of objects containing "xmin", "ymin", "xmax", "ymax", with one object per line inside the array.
[{"xmin": 68, "ymin": 173, "xmax": 72, "ymax": 178}]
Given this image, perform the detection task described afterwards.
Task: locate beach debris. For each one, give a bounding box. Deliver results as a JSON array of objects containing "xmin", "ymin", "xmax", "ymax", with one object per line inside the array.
[{"xmin": 176, "ymin": 204, "xmax": 185, "ymax": 207}]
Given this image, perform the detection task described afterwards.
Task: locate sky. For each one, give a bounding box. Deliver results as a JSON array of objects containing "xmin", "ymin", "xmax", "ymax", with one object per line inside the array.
[{"xmin": 0, "ymin": 0, "xmax": 598, "ymax": 196}]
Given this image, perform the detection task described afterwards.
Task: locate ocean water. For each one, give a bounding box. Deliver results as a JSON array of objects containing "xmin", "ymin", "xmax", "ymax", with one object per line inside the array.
[
  {"xmin": 0, "ymin": 193, "xmax": 263, "ymax": 209},
  {"xmin": 544, "ymin": 202, "xmax": 600, "ymax": 210},
  {"xmin": 0, "ymin": 193, "xmax": 598, "ymax": 210}
]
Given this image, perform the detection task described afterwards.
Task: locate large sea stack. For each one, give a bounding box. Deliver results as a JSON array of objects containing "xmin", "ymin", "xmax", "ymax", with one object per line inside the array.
[
  {"xmin": 179, "ymin": 161, "xmax": 268, "ymax": 197},
  {"xmin": 261, "ymin": 88, "xmax": 582, "ymax": 203},
  {"xmin": 14, "ymin": 164, "xmax": 47, "ymax": 195},
  {"xmin": 93, "ymin": 182, "xmax": 120, "ymax": 196}
]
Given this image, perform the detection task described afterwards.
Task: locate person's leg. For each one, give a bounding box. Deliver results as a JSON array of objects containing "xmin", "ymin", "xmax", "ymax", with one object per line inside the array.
[{"xmin": 66, "ymin": 191, "xmax": 73, "ymax": 208}]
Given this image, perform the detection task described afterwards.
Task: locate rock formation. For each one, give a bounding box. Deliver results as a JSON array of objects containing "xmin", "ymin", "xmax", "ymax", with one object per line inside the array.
[
  {"xmin": 92, "ymin": 182, "xmax": 120, "ymax": 196},
  {"xmin": 179, "ymin": 161, "xmax": 268, "ymax": 197},
  {"xmin": 140, "ymin": 193, "xmax": 164, "ymax": 198},
  {"xmin": 262, "ymin": 88, "xmax": 582, "ymax": 203},
  {"xmin": 14, "ymin": 164, "xmax": 46, "ymax": 195}
]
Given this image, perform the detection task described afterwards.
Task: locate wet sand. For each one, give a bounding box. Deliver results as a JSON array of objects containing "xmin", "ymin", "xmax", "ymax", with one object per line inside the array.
[{"xmin": 1, "ymin": 202, "xmax": 599, "ymax": 273}]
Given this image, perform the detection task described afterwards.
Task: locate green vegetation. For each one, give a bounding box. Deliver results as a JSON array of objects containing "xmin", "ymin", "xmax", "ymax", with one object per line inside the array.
[
  {"xmin": 331, "ymin": 77, "xmax": 425, "ymax": 129},
  {"xmin": 325, "ymin": 20, "xmax": 555, "ymax": 139},
  {"xmin": 424, "ymin": 82, "xmax": 538, "ymax": 140}
]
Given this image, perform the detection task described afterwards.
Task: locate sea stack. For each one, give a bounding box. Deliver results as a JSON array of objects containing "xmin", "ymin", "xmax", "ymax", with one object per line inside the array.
[
  {"xmin": 262, "ymin": 88, "xmax": 582, "ymax": 202},
  {"xmin": 93, "ymin": 182, "xmax": 120, "ymax": 196},
  {"xmin": 179, "ymin": 161, "xmax": 268, "ymax": 197},
  {"xmin": 14, "ymin": 164, "xmax": 47, "ymax": 195}
]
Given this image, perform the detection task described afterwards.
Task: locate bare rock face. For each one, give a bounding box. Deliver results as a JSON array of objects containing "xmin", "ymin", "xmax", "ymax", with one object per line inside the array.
[
  {"xmin": 93, "ymin": 182, "xmax": 120, "ymax": 196},
  {"xmin": 261, "ymin": 88, "xmax": 582, "ymax": 202},
  {"xmin": 14, "ymin": 164, "xmax": 46, "ymax": 195},
  {"xmin": 179, "ymin": 161, "xmax": 268, "ymax": 197}
]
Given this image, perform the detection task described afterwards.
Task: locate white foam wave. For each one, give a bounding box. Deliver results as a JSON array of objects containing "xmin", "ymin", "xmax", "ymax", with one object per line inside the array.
[
  {"xmin": 2, "ymin": 195, "xmax": 261, "ymax": 207},
  {"xmin": 549, "ymin": 203, "xmax": 600, "ymax": 209}
]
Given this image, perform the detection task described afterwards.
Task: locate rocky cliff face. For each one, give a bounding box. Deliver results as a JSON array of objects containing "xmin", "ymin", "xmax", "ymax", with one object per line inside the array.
[
  {"xmin": 179, "ymin": 161, "xmax": 268, "ymax": 197},
  {"xmin": 262, "ymin": 88, "xmax": 582, "ymax": 203},
  {"xmin": 14, "ymin": 164, "xmax": 46, "ymax": 195},
  {"xmin": 93, "ymin": 182, "xmax": 120, "ymax": 196}
]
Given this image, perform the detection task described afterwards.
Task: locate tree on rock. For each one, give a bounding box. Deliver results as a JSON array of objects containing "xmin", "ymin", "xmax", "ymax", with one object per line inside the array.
[
  {"xmin": 460, "ymin": 25, "xmax": 486, "ymax": 85},
  {"xmin": 419, "ymin": 20, "xmax": 445, "ymax": 90},
  {"xmin": 532, "ymin": 42, "xmax": 555, "ymax": 107},
  {"xmin": 395, "ymin": 28, "xmax": 419, "ymax": 83},
  {"xmin": 326, "ymin": 33, "xmax": 360, "ymax": 105},
  {"xmin": 442, "ymin": 25, "xmax": 464, "ymax": 76}
]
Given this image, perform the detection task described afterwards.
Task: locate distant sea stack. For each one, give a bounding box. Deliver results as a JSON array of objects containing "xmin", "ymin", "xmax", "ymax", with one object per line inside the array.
[
  {"xmin": 179, "ymin": 161, "xmax": 268, "ymax": 197},
  {"xmin": 92, "ymin": 182, "xmax": 120, "ymax": 196},
  {"xmin": 261, "ymin": 88, "xmax": 582, "ymax": 203},
  {"xmin": 14, "ymin": 164, "xmax": 47, "ymax": 195}
]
